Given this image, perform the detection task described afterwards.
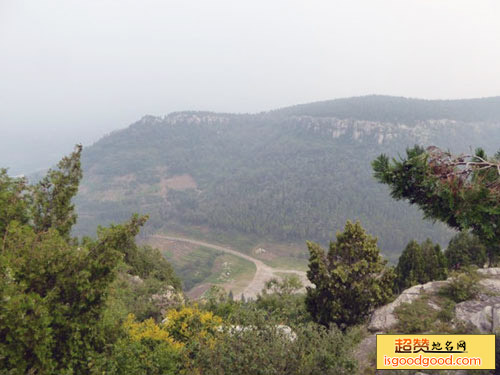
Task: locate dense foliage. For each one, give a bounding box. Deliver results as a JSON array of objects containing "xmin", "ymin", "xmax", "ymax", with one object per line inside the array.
[
  {"xmin": 373, "ymin": 146, "xmax": 500, "ymax": 255},
  {"xmin": 441, "ymin": 266, "xmax": 481, "ymax": 303},
  {"xmin": 189, "ymin": 320, "xmax": 360, "ymax": 375},
  {"xmin": 0, "ymin": 147, "xmax": 181, "ymax": 374},
  {"xmin": 395, "ymin": 238, "xmax": 447, "ymax": 291},
  {"xmin": 305, "ymin": 221, "xmax": 395, "ymax": 328},
  {"xmin": 445, "ymin": 231, "xmax": 489, "ymax": 269}
]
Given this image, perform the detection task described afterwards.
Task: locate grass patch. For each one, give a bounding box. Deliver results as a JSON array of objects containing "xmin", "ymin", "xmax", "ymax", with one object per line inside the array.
[
  {"xmin": 205, "ymin": 254, "xmax": 256, "ymax": 295},
  {"xmin": 393, "ymin": 293, "xmax": 474, "ymax": 335},
  {"xmin": 162, "ymin": 245, "xmax": 223, "ymax": 291},
  {"xmin": 160, "ymin": 224, "xmax": 259, "ymax": 254},
  {"xmin": 265, "ymin": 256, "xmax": 308, "ymax": 271},
  {"xmin": 394, "ymin": 297, "xmax": 438, "ymax": 333},
  {"xmin": 162, "ymin": 244, "xmax": 256, "ymax": 295},
  {"xmin": 160, "ymin": 225, "xmax": 309, "ymax": 270}
]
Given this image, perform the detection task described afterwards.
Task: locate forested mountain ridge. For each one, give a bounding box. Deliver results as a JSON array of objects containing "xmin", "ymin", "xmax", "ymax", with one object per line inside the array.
[
  {"xmin": 275, "ymin": 95, "xmax": 500, "ymax": 122},
  {"xmin": 74, "ymin": 96, "xmax": 500, "ymax": 258}
]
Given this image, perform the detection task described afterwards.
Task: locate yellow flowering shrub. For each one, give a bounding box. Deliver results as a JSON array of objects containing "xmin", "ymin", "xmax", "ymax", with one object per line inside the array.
[
  {"xmin": 118, "ymin": 307, "xmax": 223, "ymax": 374},
  {"xmin": 123, "ymin": 314, "xmax": 184, "ymax": 350},
  {"xmin": 99, "ymin": 314, "xmax": 183, "ymax": 374},
  {"xmin": 163, "ymin": 305, "xmax": 223, "ymax": 343}
]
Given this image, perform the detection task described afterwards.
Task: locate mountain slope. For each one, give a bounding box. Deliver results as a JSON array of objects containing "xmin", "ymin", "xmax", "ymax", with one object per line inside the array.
[
  {"xmin": 74, "ymin": 96, "xmax": 500, "ymax": 259},
  {"xmin": 276, "ymin": 95, "xmax": 500, "ymax": 122}
]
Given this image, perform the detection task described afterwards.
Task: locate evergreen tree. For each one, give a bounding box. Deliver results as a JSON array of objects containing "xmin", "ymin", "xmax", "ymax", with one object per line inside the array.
[
  {"xmin": 0, "ymin": 169, "xmax": 30, "ymax": 237},
  {"xmin": 421, "ymin": 239, "xmax": 447, "ymax": 281},
  {"xmin": 395, "ymin": 239, "xmax": 447, "ymax": 291},
  {"xmin": 372, "ymin": 146, "xmax": 500, "ymax": 255},
  {"xmin": 31, "ymin": 144, "xmax": 83, "ymax": 239},
  {"xmin": 0, "ymin": 146, "xmax": 178, "ymax": 374},
  {"xmin": 0, "ymin": 215, "xmax": 147, "ymax": 374},
  {"xmin": 395, "ymin": 240, "xmax": 424, "ymax": 290},
  {"xmin": 445, "ymin": 231, "xmax": 488, "ymax": 269},
  {"xmin": 305, "ymin": 220, "xmax": 394, "ymax": 329}
]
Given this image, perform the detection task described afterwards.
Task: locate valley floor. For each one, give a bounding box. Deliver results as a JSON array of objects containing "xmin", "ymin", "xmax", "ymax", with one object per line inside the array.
[{"xmin": 150, "ymin": 234, "xmax": 311, "ymax": 299}]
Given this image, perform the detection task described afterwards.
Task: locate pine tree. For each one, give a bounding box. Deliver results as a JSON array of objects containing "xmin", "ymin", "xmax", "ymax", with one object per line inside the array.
[
  {"xmin": 445, "ymin": 232, "xmax": 488, "ymax": 269},
  {"xmin": 305, "ymin": 220, "xmax": 395, "ymax": 329},
  {"xmin": 395, "ymin": 239, "xmax": 447, "ymax": 291},
  {"xmin": 372, "ymin": 146, "xmax": 500, "ymax": 254},
  {"xmin": 395, "ymin": 240, "xmax": 424, "ymax": 290},
  {"xmin": 31, "ymin": 144, "xmax": 83, "ymax": 239},
  {"xmin": 0, "ymin": 146, "xmax": 157, "ymax": 374}
]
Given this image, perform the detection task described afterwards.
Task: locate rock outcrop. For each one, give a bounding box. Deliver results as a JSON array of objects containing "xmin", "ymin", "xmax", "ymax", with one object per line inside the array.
[
  {"xmin": 368, "ymin": 280, "xmax": 448, "ymax": 332},
  {"xmin": 369, "ymin": 268, "xmax": 500, "ymax": 333}
]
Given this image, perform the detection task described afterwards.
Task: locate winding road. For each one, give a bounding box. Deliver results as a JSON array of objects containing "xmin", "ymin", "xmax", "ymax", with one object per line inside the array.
[{"xmin": 150, "ymin": 235, "xmax": 311, "ymax": 299}]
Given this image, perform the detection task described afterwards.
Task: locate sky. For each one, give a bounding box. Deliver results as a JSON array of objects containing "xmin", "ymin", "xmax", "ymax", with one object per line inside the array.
[{"xmin": 1, "ymin": 0, "xmax": 500, "ymax": 173}]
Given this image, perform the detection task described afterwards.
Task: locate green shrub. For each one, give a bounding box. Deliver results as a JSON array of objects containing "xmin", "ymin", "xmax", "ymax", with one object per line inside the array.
[
  {"xmin": 394, "ymin": 298, "xmax": 437, "ymax": 333},
  {"xmin": 436, "ymin": 298, "xmax": 456, "ymax": 323},
  {"xmin": 96, "ymin": 335, "xmax": 181, "ymax": 375},
  {"xmin": 188, "ymin": 319, "xmax": 360, "ymax": 375},
  {"xmin": 441, "ymin": 267, "xmax": 480, "ymax": 303}
]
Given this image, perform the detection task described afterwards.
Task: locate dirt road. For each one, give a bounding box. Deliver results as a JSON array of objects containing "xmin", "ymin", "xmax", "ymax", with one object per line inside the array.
[{"xmin": 151, "ymin": 235, "xmax": 311, "ymax": 299}]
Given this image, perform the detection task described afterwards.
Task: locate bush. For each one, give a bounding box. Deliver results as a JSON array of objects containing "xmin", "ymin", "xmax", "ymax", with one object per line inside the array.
[
  {"xmin": 394, "ymin": 296, "xmax": 458, "ymax": 334},
  {"xmin": 441, "ymin": 267, "xmax": 480, "ymax": 303},
  {"xmin": 394, "ymin": 298, "xmax": 437, "ymax": 333},
  {"xmin": 188, "ymin": 318, "xmax": 360, "ymax": 375},
  {"xmin": 162, "ymin": 305, "xmax": 223, "ymax": 344},
  {"xmin": 255, "ymin": 275, "xmax": 311, "ymax": 326},
  {"xmin": 96, "ymin": 315, "xmax": 182, "ymax": 375}
]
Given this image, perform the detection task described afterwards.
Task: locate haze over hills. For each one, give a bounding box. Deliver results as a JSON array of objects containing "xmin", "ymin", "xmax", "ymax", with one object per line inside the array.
[
  {"xmin": 74, "ymin": 95, "xmax": 500, "ymax": 261},
  {"xmin": 276, "ymin": 95, "xmax": 500, "ymax": 122}
]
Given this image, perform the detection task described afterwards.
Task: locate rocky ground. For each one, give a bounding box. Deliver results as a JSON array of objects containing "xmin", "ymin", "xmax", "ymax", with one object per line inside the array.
[{"xmin": 356, "ymin": 268, "xmax": 500, "ymax": 375}]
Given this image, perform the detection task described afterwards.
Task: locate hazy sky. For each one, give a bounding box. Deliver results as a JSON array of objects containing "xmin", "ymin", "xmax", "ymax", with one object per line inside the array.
[{"xmin": 1, "ymin": 0, "xmax": 500, "ymax": 172}]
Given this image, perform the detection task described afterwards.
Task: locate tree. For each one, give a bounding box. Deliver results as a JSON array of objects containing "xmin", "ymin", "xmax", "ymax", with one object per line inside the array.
[
  {"xmin": 0, "ymin": 169, "xmax": 30, "ymax": 237},
  {"xmin": 31, "ymin": 144, "xmax": 83, "ymax": 239},
  {"xmin": 395, "ymin": 239, "xmax": 447, "ymax": 291},
  {"xmin": 372, "ymin": 146, "xmax": 500, "ymax": 254},
  {"xmin": 395, "ymin": 240, "xmax": 424, "ymax": 290},
  {"xmin": 420, "ymin": 239, "xmax": 447, "ymax": 281},
  {"xmin": 255, "ymin": 275, "xmax": 308, "ymax": 325},
  {"xmin": 305, "ymin": 220, "xmax": 395, "ymax": 329},
  {"xmin": 262, "ymin": 274, "xmax": 303, "ymax": 297},
  {"xmin": 445, "ymin": 231, "xmax": 488, "ymax": 269},
  {"xmin": 0, "ymin": 146, "xmax": 179, "ymax": 374},
  {"xmin": 0, "ymin": 214, "xmax": 149, "ymax": 374}
]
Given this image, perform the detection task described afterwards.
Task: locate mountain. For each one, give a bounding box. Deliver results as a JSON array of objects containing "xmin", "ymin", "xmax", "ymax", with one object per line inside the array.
[
  {"xmin": 74, "ymin": 95, "xmax": 500, "ymax": 260},
  {"xmin": 275, "ymin": 95, "xmax": 500, "ymax": 122}
]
